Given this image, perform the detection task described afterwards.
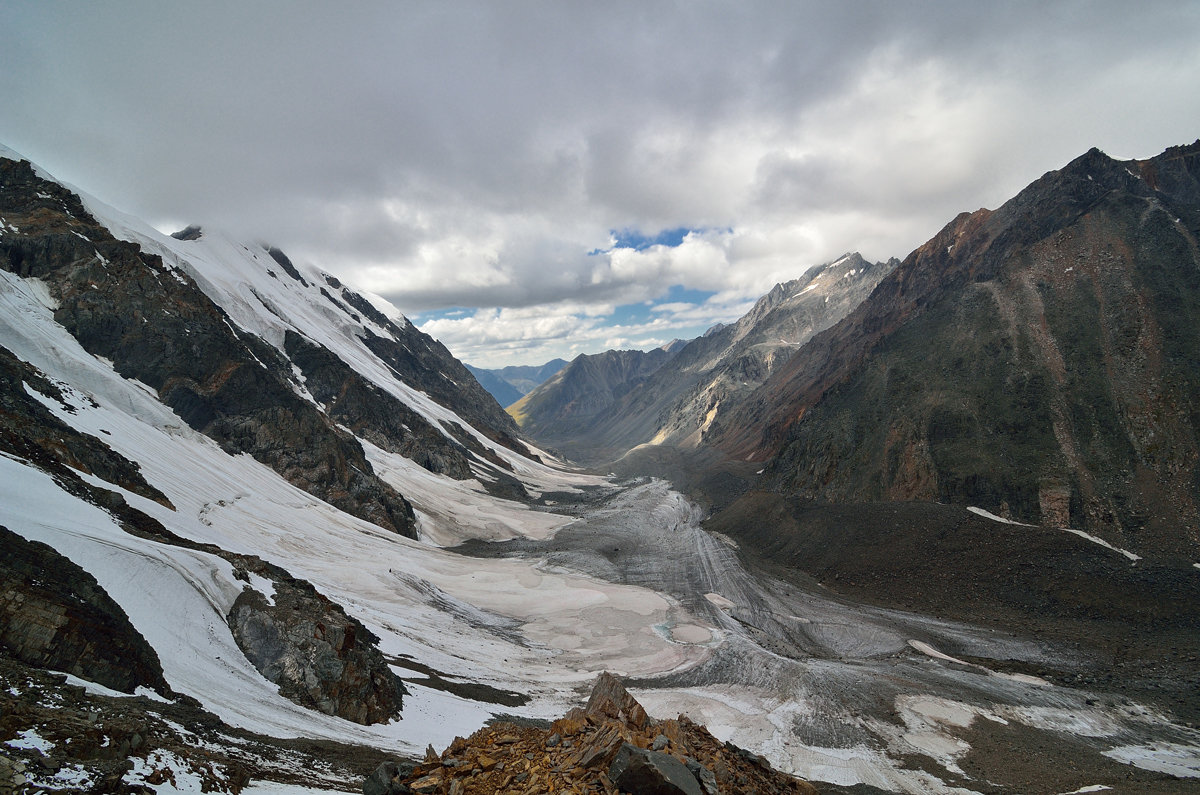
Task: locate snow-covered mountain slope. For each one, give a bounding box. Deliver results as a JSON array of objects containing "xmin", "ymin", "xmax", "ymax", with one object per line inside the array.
[
  {"xmin": 65, "ymin": 163, "xmax": 533, "ymax": 479},
  {"xmin": 0, "ymin": 148, "xmax": 701, "ymax": 748},
  {"xmin": 5, "ymin": 146, "xmax": 1200, "ymax": 794}
]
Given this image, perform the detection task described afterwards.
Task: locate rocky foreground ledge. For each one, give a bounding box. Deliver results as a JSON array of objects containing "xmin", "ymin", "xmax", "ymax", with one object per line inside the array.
[{"xmin": 366, "ymin": 673, "xmax": 817, "ymax": 795}]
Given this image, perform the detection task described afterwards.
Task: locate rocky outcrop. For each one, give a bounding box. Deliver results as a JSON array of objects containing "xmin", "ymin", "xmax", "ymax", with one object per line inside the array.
[
  {"xmin": 227, "ymin": 560, "xmax": 405, "ymax": 726},
  {"xmin": 376, "ymin": 672, "xmax": 815, "ymax": 795},
  {"xmin": 0, "ymin": 155, "xmax": 417, "ymax": 538},
  {"xmin": 0, "ymin": 526, "xmax": 171, "ymax": 696},
  {"xmin": 0, "ymin": 344, "xmax": 172, "ymax": 508},
  {"xmin": 712, "ymin": 143, "xmax": 1200, "ymax": 560}
]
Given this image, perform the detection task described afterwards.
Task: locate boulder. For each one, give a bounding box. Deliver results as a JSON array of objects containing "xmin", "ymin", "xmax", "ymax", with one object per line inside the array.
[
  {"xmin": 609, "ymin": 742, "xmax": 702, "ymax": 795},
  {"xmin": 585, "ymin": 670, "xmax": 649, "ymax": 728},
  {"xmin": 227, "ymin": 563, "xmax": 405, "ymax": 725},
  {"xmin": 362, "ymin": 760, "xmax": 413, "ymax": 795}
]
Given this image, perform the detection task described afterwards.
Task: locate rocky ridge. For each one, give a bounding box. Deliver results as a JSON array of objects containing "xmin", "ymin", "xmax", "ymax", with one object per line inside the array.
[
  {"xmin": 0, "ymin": 156, "xmax": 417, "ymax": 538},
  {"xmin": 508, "ymin": 347, "xmax": 680, "ymax": 445},
  {"xmin": 368, "ymin": 673, "xmax": 816, "ymax": 795},
  {"xmin": 514, "ymin": 254, "xmax": 894, "ymax": 464},
  {"xmin": 710, "ymin": 143, "xmax": 1200, "ymax": 560}
]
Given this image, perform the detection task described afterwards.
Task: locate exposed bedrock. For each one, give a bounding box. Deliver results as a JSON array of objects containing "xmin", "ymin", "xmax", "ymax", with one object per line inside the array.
[
  {"xmin": 0, "ymin": 525, "xmax": 171, "ymax": 696},
  {"xmin": 227, "ymin": 560, "xmax": 406, "ymax": 726}
]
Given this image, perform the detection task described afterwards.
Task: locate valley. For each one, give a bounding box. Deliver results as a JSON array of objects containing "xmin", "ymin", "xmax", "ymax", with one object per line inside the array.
[
  {"xmin": 2, "ymin": 141, "xmax": 1199, "ymax": 794},
  {"xmin": 6, "ymin": 437, "xmax": 1197, "ymax": 793}
]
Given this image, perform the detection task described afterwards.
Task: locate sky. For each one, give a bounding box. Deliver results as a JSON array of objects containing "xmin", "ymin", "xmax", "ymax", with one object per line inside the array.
[{"xmin": 3, "ymin": 2, "xmax": 1199, "ymax": 368}]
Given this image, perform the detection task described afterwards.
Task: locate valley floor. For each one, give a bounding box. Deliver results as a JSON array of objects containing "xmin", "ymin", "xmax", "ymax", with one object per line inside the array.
[{"xmin": 4, "ymin": 453, "xmax": 1199, "ymax": 793}]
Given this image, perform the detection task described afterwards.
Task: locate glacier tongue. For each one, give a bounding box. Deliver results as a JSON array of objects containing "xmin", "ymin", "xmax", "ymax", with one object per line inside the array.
[{"xmin": 3, "ymin": 147, "xmax": 1199, "ymax": 793}]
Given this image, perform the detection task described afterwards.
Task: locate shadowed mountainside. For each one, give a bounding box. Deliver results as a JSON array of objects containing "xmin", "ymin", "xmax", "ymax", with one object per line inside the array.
[{"xmin": 708, "ymin": 143, "xmax": 1200, "ymax": 562}]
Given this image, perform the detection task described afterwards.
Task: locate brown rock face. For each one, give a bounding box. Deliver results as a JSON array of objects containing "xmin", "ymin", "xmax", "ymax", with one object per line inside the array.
[
  {"xmin": 0, "ymin": 526, "xmax": 170, "ymax": 696},
  {"xmin": 385, "ymin": 672, "xmax": 816, "ymax": 795},
  {"xmin": 585, "ymin": 670, "xmax": 650, "ymax": 730},
  {"xmin": 713, "ymin": 142, "xmax": 1200, "ymax": 560}
]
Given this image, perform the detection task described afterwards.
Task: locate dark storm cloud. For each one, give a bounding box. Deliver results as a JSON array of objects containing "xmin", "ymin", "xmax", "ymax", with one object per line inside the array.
[{"xmin": 3, "ymin": 1, "xmax": 1198, "ymax": 364}]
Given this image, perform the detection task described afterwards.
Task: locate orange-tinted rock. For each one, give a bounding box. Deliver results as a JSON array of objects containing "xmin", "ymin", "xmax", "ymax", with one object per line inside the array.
[{"xmin": 388, "ymin": 672, "xmax": 818, "ymax": 795}]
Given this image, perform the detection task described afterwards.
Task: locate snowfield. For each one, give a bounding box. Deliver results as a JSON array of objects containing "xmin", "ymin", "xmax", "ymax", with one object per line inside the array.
[{"xmin": 3, "ymin": 147, "xmax": 1199, "ymax": 793}]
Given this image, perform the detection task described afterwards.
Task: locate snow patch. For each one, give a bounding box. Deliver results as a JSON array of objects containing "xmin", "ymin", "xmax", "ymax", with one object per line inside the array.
[
  {"xmin": 908, "ymin": 640, "xmax": 970, "ymax": 666},
  {"xmin": 966, "ymin": 506, "xmax": 1034, "ymax": 526},
  {"xmin": 893, "ymin": 695, "xmax": 977, "ymax": 777},
  {"xmin": 1062, "ymin": 527, "xmax": 1141, "ymax": 561},
  {"xmin": 246, "ymin": 571, "xmax": 277, "ymax": 606},
  {"xmin": 124, "ymin": 749, "xmax": 209, "ymax": 793},
  {"xmin": 38, "ymin": 763, "xmax": 95, "ymax": 790},
  {"xmin": 6, "ymin": 727, "xmax": 54, "ymax": 754},
  {"xmin": 1103, "ymin": 741, "xmax": 1200, "ymax": 777},
  {"xmin": 909, "ymin": 640, "xmax": 1050, "ymax": 687},
  {"xmin": 241, "ymin": 784, "xmax": 360, "ymax": 795},
  {"xmin": 56, "ymin": 671, "xmax": 172, "ymax": 702},
  {"xmin": 704, "ymin": 592, "xmax": 736, "ymax": 610}
]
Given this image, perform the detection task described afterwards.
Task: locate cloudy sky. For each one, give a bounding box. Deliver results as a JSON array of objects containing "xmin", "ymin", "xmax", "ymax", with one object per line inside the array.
[{"xmin": 3, "ymin": 2, "xmax": 1198, "ymax": 367}]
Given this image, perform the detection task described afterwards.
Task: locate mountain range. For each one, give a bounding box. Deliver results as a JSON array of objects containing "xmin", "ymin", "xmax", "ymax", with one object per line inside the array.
[
  {"xmin": 465, "ymin": 359, "xmax": 567, "ymax": 407},
  {"xmin": 511, "ymin": 254, "xmax": 897, "ymax": 465},
  {"xmin": 3, "ymin": 140, "xmax": 1200, "ymax": 795},
  {"xmin": 715, "ymin": 144, "xmax": 1200, "ymax": 561}
]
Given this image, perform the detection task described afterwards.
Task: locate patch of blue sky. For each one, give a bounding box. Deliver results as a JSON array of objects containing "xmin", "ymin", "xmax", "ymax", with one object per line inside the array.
[
  {"xmin": 611, "ymin": 226, "xmax": 693, "ymax": 250},
  {"xmin": 410, "ymin": 306, "xmax": 472, "ymax": 324},
  {"xmin": 609, "ymin": 285, "xmax": 717, "ymax": 325},
  {"xmin": 589, "ymin": 226, "xmax": 728, "ymax": 255}
]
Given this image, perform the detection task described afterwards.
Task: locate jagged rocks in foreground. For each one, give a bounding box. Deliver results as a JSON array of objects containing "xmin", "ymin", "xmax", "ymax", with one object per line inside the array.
[
  {"xmin": 0, "ymin": 653, "xmax": 386, "ymax": 793},
  {"xmin": 368, "ymin": 672, "xmax": 816, "ymax": 795}
]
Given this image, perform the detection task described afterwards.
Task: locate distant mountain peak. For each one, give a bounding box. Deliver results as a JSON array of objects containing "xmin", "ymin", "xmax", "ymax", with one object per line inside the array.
[{"xmin": 514, "ymin": 253, "xmax": 895, "ymax": 462}]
